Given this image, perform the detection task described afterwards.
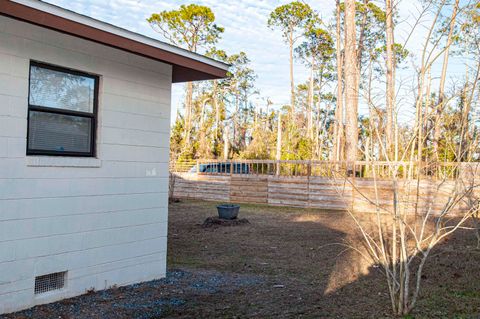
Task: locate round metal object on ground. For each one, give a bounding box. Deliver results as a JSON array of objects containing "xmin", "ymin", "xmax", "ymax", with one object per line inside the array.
[{"xmin": 216, "ymin": 204, "xmax": 240, "ymax": 220}]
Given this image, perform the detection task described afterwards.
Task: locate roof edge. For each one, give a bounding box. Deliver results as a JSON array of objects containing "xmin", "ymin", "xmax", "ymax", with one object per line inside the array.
[{"xmin": 0, "ymin": 0, "xmax": 230, "ymax": 82}]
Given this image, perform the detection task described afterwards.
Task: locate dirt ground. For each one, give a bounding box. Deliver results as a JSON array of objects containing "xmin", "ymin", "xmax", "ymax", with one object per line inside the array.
[{"xmin": 4, "ymin": 199, "xmax": 480, "ymax": 318}]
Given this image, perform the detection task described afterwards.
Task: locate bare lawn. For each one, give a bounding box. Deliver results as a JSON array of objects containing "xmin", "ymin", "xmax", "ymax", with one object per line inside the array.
[{"xmin": 4, "ymin": 199, "xmax": 480, "ymax": 318}]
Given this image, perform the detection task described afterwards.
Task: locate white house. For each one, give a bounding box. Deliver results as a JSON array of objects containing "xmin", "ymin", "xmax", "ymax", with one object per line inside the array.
[{"xmin": 0, "ymin": 0, "xmax": 228, "ymax": 314}]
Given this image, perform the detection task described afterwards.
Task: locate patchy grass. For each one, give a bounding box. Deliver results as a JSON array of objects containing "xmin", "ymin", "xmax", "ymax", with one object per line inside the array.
[
  {"xmin": 4, "ymin": 199, "xmax": 480, "ymax": 318},
  {"xmin": 166, "ymin": 199, "xmax": 480, "ymax": 318}
]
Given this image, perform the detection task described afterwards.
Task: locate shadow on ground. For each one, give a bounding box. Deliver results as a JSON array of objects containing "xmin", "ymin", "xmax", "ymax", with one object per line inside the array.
[{"xmin": 3, "ymin": 199, "xmax": 480, "ymax": 318}]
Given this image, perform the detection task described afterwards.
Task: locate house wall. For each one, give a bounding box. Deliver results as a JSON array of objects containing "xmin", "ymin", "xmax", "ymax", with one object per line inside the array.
[{"xmin": 0, "ymin": 15, "xmax": 171, "ymax": 314}]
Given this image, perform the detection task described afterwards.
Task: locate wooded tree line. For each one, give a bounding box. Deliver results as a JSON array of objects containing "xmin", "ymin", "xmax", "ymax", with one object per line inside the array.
[{"xmin": 148, "ymin": 1, "xmax": 480, "ymax": 164}]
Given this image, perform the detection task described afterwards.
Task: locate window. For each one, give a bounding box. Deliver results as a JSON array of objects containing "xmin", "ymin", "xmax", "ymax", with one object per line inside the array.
[{"xmin": 27, "ymin": 62, "xmax": 99, "ymax": 157}]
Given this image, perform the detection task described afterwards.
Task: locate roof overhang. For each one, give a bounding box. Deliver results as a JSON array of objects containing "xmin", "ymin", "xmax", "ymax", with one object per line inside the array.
[{"xmin": 0, "ymin": 0, "xmax": 230, "ymax": 83}]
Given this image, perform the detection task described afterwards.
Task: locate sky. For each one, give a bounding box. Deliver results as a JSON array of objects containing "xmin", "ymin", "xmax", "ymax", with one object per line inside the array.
[
  {"xmin": 43, "ymin": 0, "xmax": 326, "ymax": 119},
  {"xmin": 42, "ymin": 0, "xmax": 469, "ymax": 123}
]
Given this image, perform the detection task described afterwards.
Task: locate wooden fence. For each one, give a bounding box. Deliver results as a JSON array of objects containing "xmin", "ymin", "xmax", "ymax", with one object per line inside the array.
[
  {"xmin": 171, "ymin": 160, "xmax": 480, "ymax": 214},
  {"xmin": 172, "ymin": 173, "xmax": 350, "ymax": 210}
]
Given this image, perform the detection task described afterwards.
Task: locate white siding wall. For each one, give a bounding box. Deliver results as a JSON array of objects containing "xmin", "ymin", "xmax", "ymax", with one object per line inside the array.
[{"xmin": 0, "ymin": 15, "xmax": 171, "ymax": 314}]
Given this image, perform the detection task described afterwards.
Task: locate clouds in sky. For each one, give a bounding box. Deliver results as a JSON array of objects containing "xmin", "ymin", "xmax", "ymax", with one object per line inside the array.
[
  {"xmin": 43, "ymin": 0, "xmax": 335, "ymax": 118},
  {"xmin": 43, "ymin": 0, "xmax": 467, "ymax": 123}
]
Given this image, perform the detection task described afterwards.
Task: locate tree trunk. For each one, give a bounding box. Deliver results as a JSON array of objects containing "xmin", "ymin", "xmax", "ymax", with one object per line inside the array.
[
  {"xmin": 357, "ymin": 0, "xmax": 368, "ymax": 70},
  {"xmin": 276, "ymin": 112, "xmax": 282, "ymax": 175},
  {"xmin": 460, "ymin": 37, "xmax": 476, "ymax": 163},
  {"xmin": 434, "ymin": 0, "xmax": 460, "ymax": 160},
  {"xmin": 233, "ymin": 91, "xmax": 239, "ymax": 150},
  {"xmin": 197, "ymin": 98, "xmax": 210, "ymax": 158},
  {"xmin": 385, "ymin": 0, "xmax": 395, "ymax": 160},
  {"xmin": 354, "ymin": 0, "xmax": 368, "ymax": 141},
  {"xmin": 213, "ymin": 80, "xmax": 220, "ymax": 141},
  {"xmin": 424, "ymin": 68, "xmax": 432, "ymax": 162},
  {"xmin": 308, "ymin": 55, "xmax": 315, "ymax": 140},
  {"xmin": 184, "ymin": 82, "xmax": 194, "ymax": 145},
  {"xmin": 316, "ymin": 102, "xmax": 321, "ymax": 158},
  {"xmin": 223, "ymin": 126, "xmax": 229, "ymax": 160},
  {"xmin": 333, "ymin": 0, "xmax": 344, "ymax": 162},
  {"xmin": 464, "ymin": 60, "xmax": 480, "ymax": 161},
  {"xmin": 459, "ymin": 78, "xmax": 471, "ymax": 161},
  {"xmin": 344, "ymin": 0, "xmax": 358, "ymax": 170},
  {"xmin": 289, "ymin": 31, "xmax": 296, "ymax": 113}
]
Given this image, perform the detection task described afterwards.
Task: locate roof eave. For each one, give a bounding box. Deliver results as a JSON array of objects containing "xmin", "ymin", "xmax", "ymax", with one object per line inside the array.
[{"xmin": 0, "ymin": 0, "xmax": 229, "ymax": 83}]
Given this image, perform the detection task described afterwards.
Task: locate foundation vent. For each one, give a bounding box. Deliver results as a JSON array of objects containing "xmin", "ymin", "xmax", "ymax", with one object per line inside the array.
[{"xmin": 34, "ymin": 271, "xmax": 67, "ymax": 294}]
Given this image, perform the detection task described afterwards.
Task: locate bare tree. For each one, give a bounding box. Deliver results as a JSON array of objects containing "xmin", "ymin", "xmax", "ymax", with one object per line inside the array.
[
  {"xmin": 330, "ymin": 1, "xmax": 480, "ymax": 315},
  {"xmin": 333, "ymin": 0, "xmax": 344, "ymax": 162},
  {"xmin": 433, "ymin": 0, "xmax": 460, "ymax": 160},
  {"xmin": 385, "ymin": 0, "xmax": 395, "ymax": 159},
  {"xmin": 344, "ymin": 0, "xmax": 359, "ymax": 169},
  {"xmin": 276, "ymin": 112, "xmax": 283, "ymax": 175}
]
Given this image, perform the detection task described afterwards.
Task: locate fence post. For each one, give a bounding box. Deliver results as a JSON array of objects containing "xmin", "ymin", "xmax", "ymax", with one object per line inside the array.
[{"xmin": 307, "ymin": 160, "xmax": 312, "ymax": 208}]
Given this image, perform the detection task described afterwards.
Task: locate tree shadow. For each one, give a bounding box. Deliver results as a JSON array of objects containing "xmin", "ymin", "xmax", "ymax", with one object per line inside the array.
[{"xmin": 317, "ymin": 214, "xmax": 480, "ymax": 318}]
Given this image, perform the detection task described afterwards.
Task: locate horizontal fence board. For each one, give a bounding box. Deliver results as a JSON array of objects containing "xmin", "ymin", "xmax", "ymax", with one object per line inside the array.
[
  {"xmin": 270, "ymin": 196, "xmax": 310, "ymax": 202},
  {"xmin": 231, "ymin": 176, "xmax": 268, "ymax": 182},
  {"xmin": 268, "ymin": 199, "xmax": 309, "ymax": 207},
  {"xmin": 309, "ymin": 184, "xmax": 352, "ymax": 192},
  {"xmin": 230, "ymin": 191, "xmax": 268, "ymax": 197},
  {"xmin": 310, "ymin": 203, "xmax": 349, "ymax": 210},
  {"xmin": 309, "ymin": 189, "xmax": 352, "ymax": 196},
  {"xmin": 309, "ymin": 195, "xmax": 351, "ymax": 202},
  {"xmin": 268, "ymin": 188, "xmax": 310, "ymax": 196},
  {"xmin": 173, "ymin": 191, "xmax": 229, "ymax": 197},
  {"xmin": 268, "ymin": 182, "xmax": 309, "ymax": 189},
  {"xmin": 268, "ymin": 178, "xmax": 310, "ymax": 184},
  {"xmin": 230, "ymin": 185, "xmax": 268, "ymax": 191},
  {"xmin": 231, "ymin": 196, "xmax": 267, "ymax": 204},
  {"xmin": 175, "ymin": 194, "xmax": 228, "ymax": 201}
]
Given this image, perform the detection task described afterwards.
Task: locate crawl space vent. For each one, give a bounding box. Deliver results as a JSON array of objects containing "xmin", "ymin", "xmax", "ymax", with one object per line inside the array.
[{"xmin": 34, "ymin": 271, "xmax": 66, "ymax": 294}]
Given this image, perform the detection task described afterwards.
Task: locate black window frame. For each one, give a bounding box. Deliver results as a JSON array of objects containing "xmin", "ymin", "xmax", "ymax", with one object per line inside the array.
[{"xmin": 27, "ymin": 61, "xmax": 99, "ymax": 157}]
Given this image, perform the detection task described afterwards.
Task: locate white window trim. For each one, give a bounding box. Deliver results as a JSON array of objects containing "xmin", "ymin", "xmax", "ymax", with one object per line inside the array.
[{"xmin": 26, "ymin": 156, "xmax": 102, "ymax": 168}]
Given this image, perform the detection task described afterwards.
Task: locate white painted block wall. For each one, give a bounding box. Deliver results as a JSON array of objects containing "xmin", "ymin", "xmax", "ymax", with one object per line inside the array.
[{"xmin": 0, "ymin": 15, "xmax": 171, "ymax": 314}]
